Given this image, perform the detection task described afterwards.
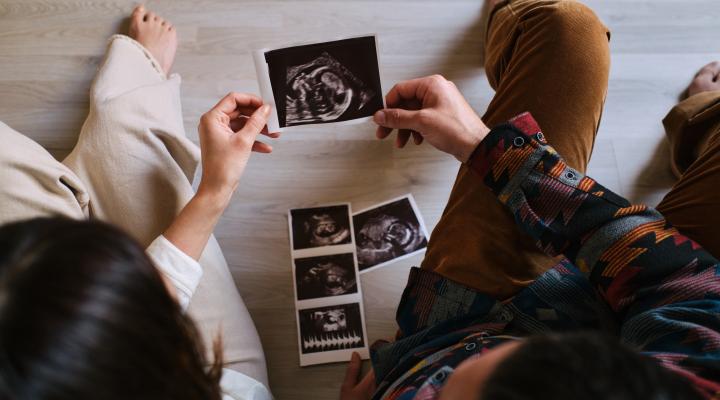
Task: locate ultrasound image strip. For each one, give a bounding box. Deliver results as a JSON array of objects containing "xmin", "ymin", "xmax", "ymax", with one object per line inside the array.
[{"xmin": 288, "ymin": 203, "xmax": 370, "ymax": 365}]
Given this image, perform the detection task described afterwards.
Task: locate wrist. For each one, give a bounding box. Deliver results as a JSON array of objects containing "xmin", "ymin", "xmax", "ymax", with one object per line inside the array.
[
  {"xmin": 457, "ymin": 120, "xmax": 490, "ymax": 163},
  {"xmin": 195, "ymin": 183, "xmax": 234, "ymax": 213}
]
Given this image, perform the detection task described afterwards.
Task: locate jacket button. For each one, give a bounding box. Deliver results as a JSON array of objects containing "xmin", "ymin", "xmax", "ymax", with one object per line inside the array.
[
  {"xmin": 513, "ymin": 136, "xmax": 525, "ymax": 147},
  {"xmin": 536, "ymin": 132, "xmax": 545, "ymax": 142}
]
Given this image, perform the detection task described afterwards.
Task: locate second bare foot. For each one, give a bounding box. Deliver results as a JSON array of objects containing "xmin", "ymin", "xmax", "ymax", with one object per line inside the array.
[
  {"xmin": 687, "ymin": 61, "xmax": 720, "ymax": 98},
  {"xmin": 128, "ymin": 5, "xmax": 177, "ymax": 76}
]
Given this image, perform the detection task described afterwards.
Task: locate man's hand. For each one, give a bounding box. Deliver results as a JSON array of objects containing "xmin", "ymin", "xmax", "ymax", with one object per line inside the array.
[
  {"xmin": 374, "ymin": 75, "xmax": 490, "ymax": 163},
  {"xmin": 340, "ymin": 352, "xmax": 376, "ymax": 400},
  {"xmin": 197, "ymin": 92, "xmax": 277, "ymax": 199}
]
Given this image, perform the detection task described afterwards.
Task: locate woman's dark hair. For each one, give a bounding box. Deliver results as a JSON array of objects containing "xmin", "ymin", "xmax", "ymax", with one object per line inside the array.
[
  {"xmin": 481, "ymin": 332, "xmax": 704, "ymax": 400},
  {"xmin": 0, "ymin": 218, "xmax": 223, "ymax": 400}
]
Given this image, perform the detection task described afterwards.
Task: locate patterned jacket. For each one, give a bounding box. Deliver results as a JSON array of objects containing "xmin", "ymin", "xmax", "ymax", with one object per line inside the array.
[{"xmin": 370, "ymin": 113, "xmax": 720, "ymax": 399}]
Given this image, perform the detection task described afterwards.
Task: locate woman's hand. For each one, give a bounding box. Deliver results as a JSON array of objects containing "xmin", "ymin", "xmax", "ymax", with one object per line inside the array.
[
  {"xmin": 340, "ymin": 352, "xmax": 376, "ymax": 400},
  {"xmin": 373, "ymin": 75, "xmax": 490, "ymax": 163},
  {"xmin": 163, "ymin": 92, "xmax": 277, "ymax": 261},
  {"xmin": 197, "ymin": 92, "xmax": 276, "ymax": 199}
]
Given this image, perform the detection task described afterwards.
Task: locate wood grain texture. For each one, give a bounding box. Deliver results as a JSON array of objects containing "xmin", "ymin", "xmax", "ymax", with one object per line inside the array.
[{"xmin": 1, "ymin": 0, "xmax": 719, "ymax": 398}]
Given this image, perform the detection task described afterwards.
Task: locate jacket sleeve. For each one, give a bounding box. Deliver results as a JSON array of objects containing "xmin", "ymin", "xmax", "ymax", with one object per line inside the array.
[{"xmin": 468, "ymin": 112, "xmax": 720, "ymax": 390}]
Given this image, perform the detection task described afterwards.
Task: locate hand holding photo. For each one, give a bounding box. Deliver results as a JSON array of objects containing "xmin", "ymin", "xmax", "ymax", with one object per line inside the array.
[
  {"xmin": 353, "ymin": 195, "xmax": 429, "ymax": 273},
  {"xmin": 254, "ymin": 36, "xmax": 384, "ymax": 132}
]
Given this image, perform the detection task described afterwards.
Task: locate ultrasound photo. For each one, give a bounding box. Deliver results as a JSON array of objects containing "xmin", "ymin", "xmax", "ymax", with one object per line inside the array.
[
  {"xmin": 353, "ymin": 196, "xmax": 429, "ymax": 272},
  {"xmin": 295, "ymin": 253, "xmax": 358, "ymax": 301},
  {"xmin": 298, "ymin": 303, "xmax": 365, "ymax": 354},
  {"xmin": 290, "ymin": 205, "xmax": 352, "ymax": 250},
  {"xmin": 261, "ymin": 36, "xmax": 383, "ymax": 128}
]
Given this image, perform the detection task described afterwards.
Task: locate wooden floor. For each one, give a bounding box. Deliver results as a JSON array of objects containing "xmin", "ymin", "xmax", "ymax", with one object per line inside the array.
[{"xmin": 1, "ymin": 0, "xmax": 719, "ymax": 398}]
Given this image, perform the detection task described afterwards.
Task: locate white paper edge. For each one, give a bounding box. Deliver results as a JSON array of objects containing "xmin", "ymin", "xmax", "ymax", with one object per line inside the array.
[
  {"xmin": 253, "ymin": 34, "xmax": 384, "ymax": 133},
  {"xmin": 353, "ymin": 194, "xmax": 431, "ymax": 274},
  {"xmin": 287, "ymin": 203, "xmax": 370, "ymax": 366},
  {"xmin": 253, "ymin": 49, "xmax": 281, "ymax": 133}
]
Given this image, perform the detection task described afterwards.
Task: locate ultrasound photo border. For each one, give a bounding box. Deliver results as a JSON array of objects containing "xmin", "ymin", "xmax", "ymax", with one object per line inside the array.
[
  {"xmin": 287, "ymin": 203, "xmax": 356, "ymax": 259},
  {"xmin": 352, "ymin": 194, "xmax": 430, "ymax": 274},
  {"xmin": 295, "ymin": 301, "xmax": 370, "ymax": 366},
  {"xmin": 253, "ymin": 34, "xmax": 384, "ymax": 133}
]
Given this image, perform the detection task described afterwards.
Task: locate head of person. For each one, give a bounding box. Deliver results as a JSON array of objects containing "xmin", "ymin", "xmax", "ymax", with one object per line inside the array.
[
  {"xmin": 439, "ymin": 332, "xmax": 704, "ymax": 400},
  {"xmin": 0, "ymin": 218, "xmax": 222, "ymax": 400}
]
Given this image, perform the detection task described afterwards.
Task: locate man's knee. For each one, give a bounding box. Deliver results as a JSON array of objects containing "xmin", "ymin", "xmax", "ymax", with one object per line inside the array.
[{"xmin": 538, "ymin": 1, "xmax": 610, "ymax": 45}]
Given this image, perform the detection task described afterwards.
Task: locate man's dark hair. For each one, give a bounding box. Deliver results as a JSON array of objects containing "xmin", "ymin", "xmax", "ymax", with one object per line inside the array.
[
  {"xmin": 481, "ymin": 332, "xmax": 703, "ymax": 400},
  {"xmin": 0, "ymin": 218, "xmax": 223, "ymax": 400}
]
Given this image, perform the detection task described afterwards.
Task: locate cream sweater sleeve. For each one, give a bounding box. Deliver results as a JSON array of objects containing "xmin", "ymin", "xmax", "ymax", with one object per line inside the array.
[{"xmin": 145, "ymin": 235, "xmax": 203, "ymax": 310}]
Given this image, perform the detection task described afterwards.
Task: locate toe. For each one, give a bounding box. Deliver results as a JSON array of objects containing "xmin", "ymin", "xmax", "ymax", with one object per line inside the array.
[
  {"xmin": 697, "ymin": 61, "xmax": 720, "ymax": 79},
  {"xmin": 131, "ymin": 5, "xmax": 145, "ymax": 22},
  {"xmin": 144, "ymin": 11, "xmax": 155, "ymax": 22}
]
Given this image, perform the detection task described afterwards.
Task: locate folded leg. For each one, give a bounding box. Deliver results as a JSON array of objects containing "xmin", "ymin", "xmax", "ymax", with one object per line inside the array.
[
  {"xmin": 421, "ymin": 0, "xmax": 611, "ymax": 299},
  {"xmin": 62, "ymin": 34, "xmax": 268, "ymax": 386},
  {"xmin": 0, "ymin": 122, "xmax": 87, "ymax": 224},
  {"xmin": 657, "ymin": 90, "xmax": 720, "ymax": 257}
]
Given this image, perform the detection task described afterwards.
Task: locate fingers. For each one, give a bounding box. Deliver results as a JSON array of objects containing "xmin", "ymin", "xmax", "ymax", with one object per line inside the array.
[
  {"xmin": 385, "ymin": 75, "xmax": 442, "ymax": 108},
  {"xmin": 697, "ymin": 61, "xmax": 720, "ymax": 81},
  {"xmin": 374, "ymin": 108, "xmax": 423, "ymax": 131},
  {"xmin": 251, "ymin": 141, "xmax": 272, "ymax": 153},
  {"xmin": 212, "ymin": 92, "xmax": 263, "ymax": 117},
  {"xmin": 396, "ymin": 130, "xmax": 411, "ymax": 148},
  {"xmin": 238, "ymin": 104, "xmax": 271, "ymax": 137},
  {"xmin": 342, "ymin": 352, "xmax": 362, "ymax": 390},
  {"xmin": 357, "ymin": 369, "xmax": 377, "ymax": 395},
  {"xmin": 412, "ymin": 131, "xmax": 423, "ymax": 145},
  {"xmin": 376, "ymin": 126, "xmax": 392, "ymax": 139}
]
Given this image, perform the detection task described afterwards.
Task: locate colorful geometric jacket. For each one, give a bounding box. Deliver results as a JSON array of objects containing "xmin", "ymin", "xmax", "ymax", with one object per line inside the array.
[{"xmin": 369, "ymin": 113, "xmax": 720, "ymax": 399}]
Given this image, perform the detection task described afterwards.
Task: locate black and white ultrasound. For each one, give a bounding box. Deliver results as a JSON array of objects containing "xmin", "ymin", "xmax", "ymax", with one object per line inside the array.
[
  {"xmin": 298, "ymin": 303, "xmax": 365, "ymax": 354},
  {"xmin": 290, "ymin": 205, "xmax": 352, "ymax": 250},
  {"xmin": 263, "ymin": 36, "xmax": 383, "ymax": 128},
  {"xmin": 295, "ymin": 253, "xmax": 357, "ymax": 301},
  {"xmin": 353, "ymin": 197, "xmax": 428, "ymax": 271}
]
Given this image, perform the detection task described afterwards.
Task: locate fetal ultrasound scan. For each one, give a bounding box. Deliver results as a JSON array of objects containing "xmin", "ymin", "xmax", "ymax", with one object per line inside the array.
[
  {"xmin": 259, "ymin": 36, "xmax": 383, "ymax": 129},
  {"xmin": 353, "ymin": 196, "xmax": 428, "ymax": 272},
  {"xmin": 290, "ymin": 205, "xmax": 352, "ymax": 251},
  {"xmin": 295, "ymin": 253, "xmax": 358, "ymax": 301},
  {"xmin": 298, "ymin": 303, "xmax": 365, "ymax": 354}
]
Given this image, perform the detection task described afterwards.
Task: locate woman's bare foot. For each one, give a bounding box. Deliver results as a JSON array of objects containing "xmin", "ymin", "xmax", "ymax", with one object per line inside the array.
[
  {"xmin": 128, "ymin": 5, "xmax": 177, "ymax": 76},
  {"xmin": 686, "ymin": 61, "xmax": 720, "ymax": 98}
]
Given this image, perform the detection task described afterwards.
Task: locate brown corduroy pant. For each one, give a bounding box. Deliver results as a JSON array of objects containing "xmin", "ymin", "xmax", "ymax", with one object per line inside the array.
[{"xmin": 421, "ymin": 0, "xmax": 720, "ymax": 299}]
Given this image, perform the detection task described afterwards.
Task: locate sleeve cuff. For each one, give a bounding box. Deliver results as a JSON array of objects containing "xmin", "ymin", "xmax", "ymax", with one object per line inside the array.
[
  {"xmin": 467, "ymin": 112, "xmax": 547, "ymax": 195},
  {"xmin": 146, "ymin": 235, "xmax": 203, "ymax": 311}
]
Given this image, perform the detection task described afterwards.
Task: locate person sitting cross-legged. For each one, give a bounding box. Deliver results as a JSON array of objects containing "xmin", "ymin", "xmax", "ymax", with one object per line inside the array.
[{"xmin": 340, "ymin": 1, "xmax": 720, "ymax": 399}]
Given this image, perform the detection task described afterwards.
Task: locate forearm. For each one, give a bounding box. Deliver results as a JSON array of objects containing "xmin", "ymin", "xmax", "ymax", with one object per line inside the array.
[
  {"xmin": 163, "ymin": 186, "xmax": 232, "ymax": 260},
  {"xmin": 469, "ymin": 113, "xmax": 720, "ymax": 312}
]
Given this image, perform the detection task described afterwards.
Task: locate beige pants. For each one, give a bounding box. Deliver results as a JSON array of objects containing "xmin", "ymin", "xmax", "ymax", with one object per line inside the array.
[{"xmin": 0, "ymin": 35, "xmax": 268, "ymax": 387}]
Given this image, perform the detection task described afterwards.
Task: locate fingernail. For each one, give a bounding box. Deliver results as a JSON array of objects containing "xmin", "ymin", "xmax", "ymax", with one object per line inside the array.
[
  {"xmin": 261, "ymin": 104, "xmax": 271, "ymax": 116},
  {"xmin": 374, "ymin": 111, "xmax": 386, "ymax": 125}
]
